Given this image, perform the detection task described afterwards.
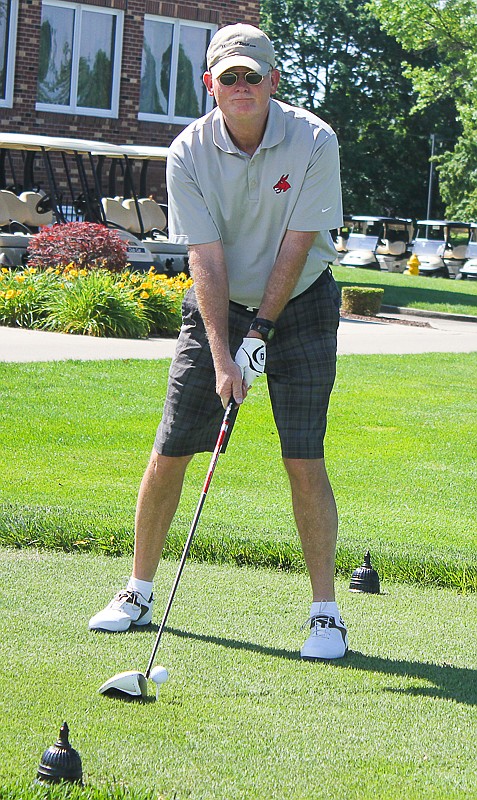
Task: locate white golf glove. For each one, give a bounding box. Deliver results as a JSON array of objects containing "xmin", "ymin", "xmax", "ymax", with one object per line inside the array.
[{"xmin": 234, "ymin": 337, "xmax": 266, "ymax": 389}]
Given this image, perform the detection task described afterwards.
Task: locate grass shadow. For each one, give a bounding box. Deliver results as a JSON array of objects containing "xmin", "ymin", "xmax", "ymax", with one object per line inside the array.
[
  {"xmin": 337, "ymin": 651, "xmax": 477, "ymax": 707},
  {"xmin": 167, "ymin": 626, "xmax": 300, "ymax": 661},
  {"xmin": 168, "ymin": 627, "xmax": 477, "ymax": 707}
]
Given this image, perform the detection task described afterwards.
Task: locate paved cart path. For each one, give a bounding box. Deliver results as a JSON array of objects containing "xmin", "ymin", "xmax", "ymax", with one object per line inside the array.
[{"xmin": 0, "ymin": 313, "xmax": 476, "ymax": 362}]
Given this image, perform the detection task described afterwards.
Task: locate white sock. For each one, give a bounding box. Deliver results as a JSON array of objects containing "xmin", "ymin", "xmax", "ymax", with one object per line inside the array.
[
  {"xmin": 310, "ymin": 601, "xmax": 339, "ymax": 619},
  {"xmin": 127, "ymin": 577, "xmax": 153, "ymax": 600}
]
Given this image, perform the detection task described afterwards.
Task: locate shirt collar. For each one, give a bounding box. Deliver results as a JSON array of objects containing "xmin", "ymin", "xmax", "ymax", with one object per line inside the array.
[{"xmin": 212, "ymin": 99, "xmax": 286, "ymax": 155}]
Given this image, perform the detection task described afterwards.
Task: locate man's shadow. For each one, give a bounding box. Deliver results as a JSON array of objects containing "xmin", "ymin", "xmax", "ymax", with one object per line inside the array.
[{"xmin": 164, "ymin": 626, "xmax": 477, "ymax": 707}]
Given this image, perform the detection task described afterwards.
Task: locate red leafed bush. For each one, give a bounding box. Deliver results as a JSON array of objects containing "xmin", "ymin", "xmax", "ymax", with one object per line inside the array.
[{"xmin": 27, "ymin": 222, "xmax": 128, "ymax": 273}]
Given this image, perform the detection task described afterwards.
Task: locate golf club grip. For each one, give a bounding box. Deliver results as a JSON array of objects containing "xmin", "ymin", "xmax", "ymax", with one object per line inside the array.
[{"xmin": 145, "ymin": 400, "xmax": 238, "ymax": 678}]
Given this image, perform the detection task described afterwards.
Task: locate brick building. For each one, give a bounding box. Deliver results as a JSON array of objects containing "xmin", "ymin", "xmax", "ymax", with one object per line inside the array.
[
  {"xmin": 0, "ymin": 0, "xmax": 260, "ymax": 196},
  {"xmin": 1, "ymin": 0, "xmax": 260, "ymax": 143}
]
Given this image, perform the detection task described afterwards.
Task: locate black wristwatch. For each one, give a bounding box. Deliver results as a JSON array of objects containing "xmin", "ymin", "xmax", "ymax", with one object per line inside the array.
[{"xmin": 249, "ymin": 317, "xmax": 276, "ymax": 342}]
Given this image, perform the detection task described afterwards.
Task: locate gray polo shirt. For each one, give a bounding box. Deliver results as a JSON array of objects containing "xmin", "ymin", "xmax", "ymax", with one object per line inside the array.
[{"xmin": 167, "ymin": 98, "xmax": 343, "ymax": 308}]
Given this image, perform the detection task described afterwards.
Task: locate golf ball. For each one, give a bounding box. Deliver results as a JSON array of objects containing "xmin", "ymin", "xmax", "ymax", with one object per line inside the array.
[{"xmin": 150, "ymin": 665, "xmax": 169, "ymax": 685}]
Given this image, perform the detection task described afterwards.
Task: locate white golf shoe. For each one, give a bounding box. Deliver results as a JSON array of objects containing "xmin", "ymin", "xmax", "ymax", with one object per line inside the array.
[
  {"xmin": 300, "ymin": 606, "xmax": 348, "ymax": 660},
  {"xmin": 89, "ymin": 589, "xmax": 153, "ymax": 632}
]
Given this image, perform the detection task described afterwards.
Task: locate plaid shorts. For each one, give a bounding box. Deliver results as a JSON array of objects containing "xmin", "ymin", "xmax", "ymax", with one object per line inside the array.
[{"xmin": 154, "ymin": 267, "xmax": 340, "ymax": 459}]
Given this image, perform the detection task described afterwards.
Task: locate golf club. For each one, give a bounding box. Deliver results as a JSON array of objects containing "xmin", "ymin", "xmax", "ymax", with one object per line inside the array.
[{"xmin": 99, "ymin": 398, "xmax": 239, "ymax": 699}]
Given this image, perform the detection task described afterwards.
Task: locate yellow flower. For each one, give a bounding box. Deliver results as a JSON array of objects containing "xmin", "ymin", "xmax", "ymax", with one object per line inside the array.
[
  {"xmin": 79, "ymin": 269, "xmax": 88, "ymax": 277},
  {"xmin": 15, "ymin": 274, "xmax": 26, "ymax": 283},
  {"xmin": 5, "ymin": 290, "xmax": 15, "ymax": 299},
  {"xmin": 1, "ymin": 267, "xmax": 9, "ymax": 274},
  {"xmin": 140, "ymin": 290, "xmax": 149, "ymax": 299}
]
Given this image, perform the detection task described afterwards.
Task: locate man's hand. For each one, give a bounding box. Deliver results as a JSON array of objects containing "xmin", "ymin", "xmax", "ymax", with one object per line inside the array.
[{"xmin": 234, "ymin": 337, "xmax": 266, "ymax": 389}]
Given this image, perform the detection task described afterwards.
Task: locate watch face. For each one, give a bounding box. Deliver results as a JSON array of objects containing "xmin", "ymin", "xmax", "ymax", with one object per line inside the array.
[{"xmin": 250, "ymin": 320, "xmax": 275, "ymax": 341}]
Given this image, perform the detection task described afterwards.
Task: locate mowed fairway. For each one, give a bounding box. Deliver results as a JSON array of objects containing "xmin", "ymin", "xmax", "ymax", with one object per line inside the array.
[
  {"xmin": 0, "ymin": 345, "xmax": 476, "ymax": 798},
  {"xmin": 0, "ymin": 354, "xmax": 476, "ymax": 589},
  {"xmin": 0, "ymin": 549, "xmax": 476, "ymax": 799}
]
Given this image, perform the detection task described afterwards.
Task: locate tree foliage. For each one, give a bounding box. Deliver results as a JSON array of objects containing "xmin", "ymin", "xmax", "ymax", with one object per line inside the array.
[
  {"xmin": 261, "ymin": 0, "xmax": 460, "ymax": 218},
  {"xmin": 368, "ymin": 0, "xmax": 477, "ymax": 219}
]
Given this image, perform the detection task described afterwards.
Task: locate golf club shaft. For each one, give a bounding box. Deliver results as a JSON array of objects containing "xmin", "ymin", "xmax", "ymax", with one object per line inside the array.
[{"xmin": 145, "ymin": 399, "xmax": 238, "ymax": 678}]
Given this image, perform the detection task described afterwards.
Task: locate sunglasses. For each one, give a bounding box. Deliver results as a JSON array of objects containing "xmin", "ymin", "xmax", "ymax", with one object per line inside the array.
[{"xmin": 218, "ymin": 71, "xmax": 267, "ymax": 86}]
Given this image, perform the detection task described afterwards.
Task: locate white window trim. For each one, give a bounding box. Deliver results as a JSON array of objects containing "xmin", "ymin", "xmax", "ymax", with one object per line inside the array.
[
  {"xmin": 138, "ymin": 15, "xmax": 216, "ymax": 125},
  {"xmin": 35, "ymin": 0, "xmax": 124, "ymax": 118},
  {"xmin": 0, "ymin": 0, "xmax": 19, "ymax": 108}
]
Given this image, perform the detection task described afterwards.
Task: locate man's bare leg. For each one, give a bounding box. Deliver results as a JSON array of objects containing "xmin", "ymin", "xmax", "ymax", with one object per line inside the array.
[
  {"xmin": 283, "ymin": 457, "xmax": 338, "ymax": 600},
  {"xmin": 89, "ymin": 451, "xmax": 192, "ymax": 631},
  {"xmin": 132, "ymin": 451, "xmax": 193, "ymax": 582},
  {"xmin": 284, "ymin": 457, "xmax": 347, "ymax": 658}
]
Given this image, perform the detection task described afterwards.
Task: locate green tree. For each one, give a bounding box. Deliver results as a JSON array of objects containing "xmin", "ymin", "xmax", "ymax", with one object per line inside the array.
[
  {"xmin": 37, "ymin": 20, "xmax": 72, "ymax": 105},
  {"xmin": 77, "ymin": 50, "xmax": 112, "ymax": 109},
  {"xmin": 368, "ymin": 0, "xmax": 477, "ymax": 218},
  {"xmin": 159, "ymin": 43, "xmax": 200, "ymax": 119},
  {"xmin": 139, "ymin": 41, "xmax": 165, "ymax": 114},
  {"xmin": 175, "ymin": 44, "xmax": 200, "ymax": 118},
  {"xmin": 261, "ymin": 0, "xmax": 459, "ymax": 217}
]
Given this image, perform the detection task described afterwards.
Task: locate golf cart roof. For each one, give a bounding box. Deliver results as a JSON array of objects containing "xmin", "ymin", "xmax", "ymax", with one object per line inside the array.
[
  {"xmin": 351, "ymin": 215, "xmax": 413, "ymax": 224},
  {"xmin": 119, "ymin": 145, "xmax": 169, "ymax": 160},
  {"xmin": 0, "ymin": 132, "xmax": 120, "ymax": 156},
  {"xmin": 417, "ymin": 219, "xmax": 471, "ymax": 228}
]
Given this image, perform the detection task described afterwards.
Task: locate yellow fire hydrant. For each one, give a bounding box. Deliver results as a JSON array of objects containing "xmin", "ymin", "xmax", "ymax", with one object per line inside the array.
[{"xmin": 404, "ymin": 253, "xmax": 420, "ymax": 276}]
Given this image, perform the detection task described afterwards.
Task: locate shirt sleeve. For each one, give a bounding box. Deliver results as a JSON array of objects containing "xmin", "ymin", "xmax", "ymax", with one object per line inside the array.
[
  {"xmin": 166, "ymin": 144, "xmax": 221, "ymax": 246},
  {"xmin": 287, "ymin": 129, "xmax": 343, "ymax": 232}
]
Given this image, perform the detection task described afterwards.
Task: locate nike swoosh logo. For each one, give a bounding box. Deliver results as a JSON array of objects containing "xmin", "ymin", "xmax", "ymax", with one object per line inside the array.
[{"xmin": 321, "ymin": 206, "xmax": 332, "ymax": 213}]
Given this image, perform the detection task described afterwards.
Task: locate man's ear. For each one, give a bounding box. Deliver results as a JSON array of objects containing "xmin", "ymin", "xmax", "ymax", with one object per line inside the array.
[
  {"xmin": 270, "ymin": 68, "xmax": 280, "ymax": 96},
  {"xmin": 203, "ymin": 72, "xmax": 214, "ymax": 96}
]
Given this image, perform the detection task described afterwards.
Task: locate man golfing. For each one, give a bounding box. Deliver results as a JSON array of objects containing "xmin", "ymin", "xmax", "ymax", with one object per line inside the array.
[{"xmin": 90, "ymin": 22, "xmax": 348, "ymax": 660}]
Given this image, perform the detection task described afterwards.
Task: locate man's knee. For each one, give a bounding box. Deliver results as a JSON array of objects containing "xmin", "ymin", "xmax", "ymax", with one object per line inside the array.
[{"xmin": 283, "ymin": 456, "xmax": 326, "ymax": 480}]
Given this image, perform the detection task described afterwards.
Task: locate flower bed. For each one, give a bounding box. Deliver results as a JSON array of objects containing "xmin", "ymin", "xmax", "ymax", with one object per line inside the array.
[{"xmin": 0, "ymin": 265, "xmax": 192, "ymax": 338}]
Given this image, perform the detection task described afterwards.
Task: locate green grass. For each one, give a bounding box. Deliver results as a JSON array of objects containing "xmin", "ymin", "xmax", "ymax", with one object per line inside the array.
[
  {"xmin": 332, "ymin": 264, "xmax": 477, "ymax": 317},
  {"xmin": 0, "ymin": 549, "xmax": 476, "ymax": 799},
  {"xmin": 0, "ymin": 355, "xmax": 476, "ymax": 591}
]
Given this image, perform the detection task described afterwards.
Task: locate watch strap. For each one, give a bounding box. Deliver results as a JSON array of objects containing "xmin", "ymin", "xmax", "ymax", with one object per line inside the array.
[{"xmin": 248, "ymin": 317, "xmax": 276, "ymax": 342}]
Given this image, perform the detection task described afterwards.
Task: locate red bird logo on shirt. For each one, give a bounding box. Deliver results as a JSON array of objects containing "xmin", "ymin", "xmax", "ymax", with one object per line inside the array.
[{"xmin": 273, "ymin": 174, "xmax": 291, "ymax": 193}]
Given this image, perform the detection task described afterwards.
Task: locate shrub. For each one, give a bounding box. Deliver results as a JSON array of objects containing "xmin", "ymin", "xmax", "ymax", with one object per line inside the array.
[
  {"xmin": 0, "ymin": 267, "xmax": 56, "ymax": 327},
  {"xmin": 341, "ymin": 286, "xmax": 384, "ymax": 316},
  {"xmin": 27, "ymin": 222, "xmax": 128, "ymax": 273},
  {"xmin": 0, "ymin": 265, "xmax": 192, "ymax": 337},
  {"xmin": 39, "ymin": 269, "xmax": 150, "ymax": 338},
  {"xmin": 124, "ymin": 269, "xmax": 193, "ymax": 335}
]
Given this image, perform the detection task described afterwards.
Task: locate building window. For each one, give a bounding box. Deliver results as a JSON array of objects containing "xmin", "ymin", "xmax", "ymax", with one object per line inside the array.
[
  {"xmin": 139, "ymin": 16, "xmax": 216, "ymax": 124},
  {"xmin": 36, "ymin": 0, "xmax": 123, "ymax": 117},
  {"xmin": 0, "ymin": 0, "xmax": 18, "ymax": 107}
]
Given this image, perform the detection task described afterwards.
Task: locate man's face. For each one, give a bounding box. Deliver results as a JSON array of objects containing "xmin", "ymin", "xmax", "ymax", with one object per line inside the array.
[{"xmin": 203, "ymin": 66, "xmax": 280, "ymax": 122}]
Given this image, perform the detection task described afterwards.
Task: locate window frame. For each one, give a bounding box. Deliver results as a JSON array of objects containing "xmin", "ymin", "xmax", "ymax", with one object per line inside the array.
[
  {"xmin": 0, "ymin": 0, "xmax": 19, "ymax": 108},
  {"xmin": 35, "ymin": 0, "xmax": 124, "ymax": 118},
  {"xmin": 138, "ymin": 15, "xmax": 216, "ymax": 125}
]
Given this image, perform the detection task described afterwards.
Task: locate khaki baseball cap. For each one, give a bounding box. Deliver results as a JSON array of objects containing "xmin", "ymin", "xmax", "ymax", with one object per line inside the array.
[{"xmin": 207, "ymin": 24, "xmax": 276, "ymax": 79}]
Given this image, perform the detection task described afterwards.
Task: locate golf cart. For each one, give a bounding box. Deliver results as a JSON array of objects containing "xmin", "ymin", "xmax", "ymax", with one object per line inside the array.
[
  {"xmin": 375, "ymin": 217, "xmax": 415, "ymax": 273},
  {"xmin": 0, "ymin": 133, "xmax": 188, "ymax": 274},
  {"xmin": 411, "ymin": 220, "xmax": 472, "ymax": 278},
  {"xmin": 331, "ymin": 215, "xmax": 353, "ymax": 263},
  {"xmin": 94, "ymin": 143, "xmax": 189, "ymax": 275},
  {"xmin": 339, "ymin": 215, "xmax": 382, "ymax": 269},
  {"xmin": 459, "ymin": 223, "xmax": 477, "ymax": 279}
]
